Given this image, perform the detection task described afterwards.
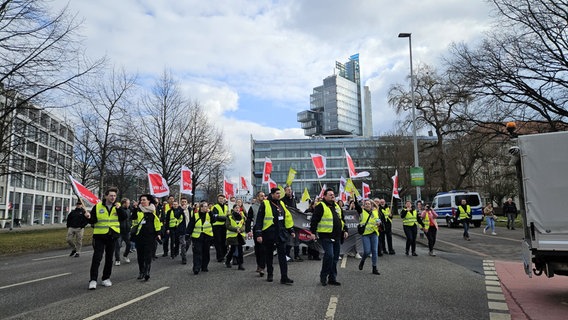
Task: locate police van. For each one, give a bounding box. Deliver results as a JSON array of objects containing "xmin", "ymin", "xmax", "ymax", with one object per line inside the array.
[{"xmin": 431, "ymin": 190, "xmax": 483, "ymax": 228}]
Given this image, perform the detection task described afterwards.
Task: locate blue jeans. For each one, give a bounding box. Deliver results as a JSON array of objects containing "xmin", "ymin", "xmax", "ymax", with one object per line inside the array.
[
  {"xmin": 462, "ymin": 218, "xmax": 470, "ymax": 238},
  {"xmin": 484, "ymin": 217, "xmax": 495, "ymax": 233},
  {"xmin": 319, "ymin": 238, "xmax": 340, "ymax": 282},
  {"xmin": 361, "ymin": 233, "xmax": 378, "ymax": 267}
]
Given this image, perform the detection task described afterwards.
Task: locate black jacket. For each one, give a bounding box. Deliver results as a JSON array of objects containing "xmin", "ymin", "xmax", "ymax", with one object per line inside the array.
[
  {"xmin": 66, "ymin": 207, "xmax": 88, "ymax": 228},
  {"xmin": 503, "ymin": 202, "xmax": 518, "ymax": 215},
  {"xmin": 254, "ymin": 196, "xmax": 294, "ymax": 243}
]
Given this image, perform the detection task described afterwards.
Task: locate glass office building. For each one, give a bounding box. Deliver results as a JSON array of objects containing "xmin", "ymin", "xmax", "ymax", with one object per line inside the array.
[{"xmin": 0, "ymin": 94, "xmax": 74, "ymax": 227}]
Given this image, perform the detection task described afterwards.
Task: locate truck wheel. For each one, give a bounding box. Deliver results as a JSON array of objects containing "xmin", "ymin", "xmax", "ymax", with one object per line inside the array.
[{"xmin": 473, "ymin": 221, "xmax": 481, "ymax": 228}]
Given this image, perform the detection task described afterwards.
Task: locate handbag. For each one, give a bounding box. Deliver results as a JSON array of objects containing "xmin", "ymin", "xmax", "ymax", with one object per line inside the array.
[
  {"xmin": 130, "ymin": 218, "xmax": 144, "ymax": 242},
  {"xmin": 357, "ymin": 212, "xmax": 372, "ymax": 235}
]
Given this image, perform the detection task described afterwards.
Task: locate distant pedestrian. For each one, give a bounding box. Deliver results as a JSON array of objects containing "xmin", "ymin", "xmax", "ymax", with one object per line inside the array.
[
  {"xmin": 503, "ymin": 198, "xmax": 518, "ymax": 230},
  {"xmin": 225, "ymin": 204, "xmax": 246, "ymax": 270},
  {"xmin": 211, "ymin": 194, "xmax": 229, "ymax": 262},
  {"xmin": 246, "ymin": 191, "xmax": 267, "ymax": 276},
  {"xmin": 483, "ymin": 203, "xmax": 497, "ymax": 235},
  {"xmin": 457, "ymin": 199, "xmax": 472, "ymax": 241},
  {"xmin": 114, "ymin": 198, "xmax": 132, "ymax": 266},
  {"xmin": 421, "ymin": 204, "xmax": 439, "ymax": 256},
  {"xmin": 66, "ymin": 201, "xmax": 89, "ymax": 258},
  {"xmin": 188, "ymin": 201, "xmax": 216, "ymax": 275},
  {"xmin": 401, "ymin": 200, "xmax": 423, "ymax": 255},
  {"xmin": 131, "ymin": 194, "xmax": 162, "ymax": 281},
  {"xmin": 85, "ymin": 187, "xmax": 127, "ymax": 290}
]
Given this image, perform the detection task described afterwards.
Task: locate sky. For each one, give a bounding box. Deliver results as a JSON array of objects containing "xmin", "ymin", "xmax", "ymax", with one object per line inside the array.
[{"xmin": 52, "ymin": 0, "xmax": 495, "ymax": 183}]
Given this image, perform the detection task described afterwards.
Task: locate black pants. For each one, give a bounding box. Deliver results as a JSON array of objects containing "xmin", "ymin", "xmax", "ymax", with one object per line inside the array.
[
  {"xmin": 254, "ymin": 237, "xmax": 266, "ymax": 269},
  {"xmin": 192, "ymin": 236, "xmax": 211, "ymax": 273},
  {"xmin": 263, "ymin": 240, "xmax": 288, "ymax": 279},
  {"xmin": 379, "ymin": 228, "xmax": 394, "ymax": 253},
  {"xmin": 212, "ymin": 225, "xmax": 227, "ymax": 261},
  {"xmin": 90, "ymin": 234, "xmax": 116, "ymax": 281},
  {"xmin": 163, "ymin": 229, "xmax": 176, "ymax": 255},
  {"xmin": 403, "ymin": 225, "xmax": 417, "ymax": 254},
  {"xmin": 226, "ymin": 244, "xmax": 243, "ymax": 265},
  {"xmin": 114, "ymin": 233, "xmax": 131, "ymax": 261},
  {"xmin": 426, "ymin": 226, "xmax": 438, "ymax": 251},
  {"xmin": 136, "ymin": 239, "xmax": 153, "ymax": 276}
]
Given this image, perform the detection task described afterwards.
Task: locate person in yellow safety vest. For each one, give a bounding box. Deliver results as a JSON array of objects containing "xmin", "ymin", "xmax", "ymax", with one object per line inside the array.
[
  {"xmin": 376, "ymin": 198, "xmax": 395, "ymax": 255},
  {"xmin": 354, "ymin": 199, "xmax": 381, "ymax": 275},
  {"xmin": 131, "ymin": 194, "xmax": 162, "ymax": 281},
  {"xmin": 161, "ymin": 195, "xmax": 176, "ymax": 257},
  {"xmin": 187, "ymin": 201, "xmax": 217, "ymax": 275},
  {"xmin": 211, "ymin": 194, "xmax": 229, "ymax": 263},
  {"xmin": 309, "ymin": 188, "xmax": 349, "ymax": 287},
  {"xmin": 457, "ymin": 199, "xmax": 472, "ymax": 241},
  {"xmin": 225, "ymin": 204, "xmax": 247, "ymax": 270},
  {"xmin": 85, "ymin": 187, "xmax": 128, "ymax": 290},
  {"xmin": 254, "ymin": 188, "xmax": 295, "ymax": 285},
  {"xmin": 420, "ymin": 204, "xmax": 439, "ymax": 256},
  {"xmin": 400, "ymin": 200, "xmax": 425, "ymax": 256}
]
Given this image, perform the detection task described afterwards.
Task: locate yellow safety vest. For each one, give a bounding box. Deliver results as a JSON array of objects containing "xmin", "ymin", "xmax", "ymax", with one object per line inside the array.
[
  {"xmin": 132, "ymin": 210, "xmax": 162, "ymax": 235},
  {"xmin": 381, "ymin": 207, "xmax": 392, "ymax": 223},
  {"xmin": 422, "ymin": 211, "xmax": 430, "ymax": 230},
  {"xmin": 192, "ymin": 213, "xmax": 213, "ymax": 238},
  {"xmin": 316, "ymin": 202, "xmax": 345, "ymax": 234},
  {"xmin": 226, "ymin": 213, "xmax": 245, "ymax": 239},
  {"xmin": 403, "ymin": 209, "xmax": 418, "ymax": 227},
  {"xmin": 458, "ymin": 205, "xmax": 471, "ymax": 219},
  {"xmin": 212, "ymin": 203, "xmax": 228, "ymax": 226},
  {"xmin": 93, "ymin": 203, "xmax": 120, "ymax": 235},
  {"xmin": 262, "ymin": 199, "xmax": 294, "ymax": 230},
  {"xmin": 360, "ymin": 209, "xmax": 379, "ymax": 235},
  {"xmin": 166, "ymin": 208, "xmax": 178, "ymax": 228}
]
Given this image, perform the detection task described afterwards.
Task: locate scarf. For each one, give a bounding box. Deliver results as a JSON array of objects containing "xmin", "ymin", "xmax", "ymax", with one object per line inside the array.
[{"xmin": 139, "ymin": 204, "xmax": 156, "ymax": 214}]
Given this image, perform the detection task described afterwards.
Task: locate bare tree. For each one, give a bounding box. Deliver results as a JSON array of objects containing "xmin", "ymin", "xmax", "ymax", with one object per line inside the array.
[
  {"xmin": 75, "ymin": 67, "xmax": 137, "ymax": 196},
  {"xmin": 446, "ymin": 0, "xmax": 568, "ymax": 128}
]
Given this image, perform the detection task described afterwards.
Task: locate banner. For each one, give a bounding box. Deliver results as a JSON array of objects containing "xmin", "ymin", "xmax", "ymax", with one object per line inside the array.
[
  {"xmin": 240, "ymin": 176, "xmax": 249, "ymax": 191},
  {"xmin": 344, "ymin": 178, "xmax": 360, "ymax": 197},
  {"xmin": 180, "ymin": 166, "xmax": 193, "ymax": 195},
  {"xmin": 148, "ymin": 170, "xmax": 170, "ymax": 198},
  {"xmin": 345, "ymin": 148, "xmax": 370, "ymax": 178},
  {"xmin": 224, "ymin": 177, "xmax": 236, "ymax": 199},
  {"xmin": 392, "ymin": 170, "xmax": 400, "ymax": 199},
  {"xmin": 262, "ymin": 158, "xmax": 272, "ymax": 184},
  {"xmin": 285, "ymin": 167, "xmax": 297, "ymax": 186},
  {"xmin": 69, "ymin": 175, "xmax": 100, "ymax": 205},
  {"xmin": 301, "ymin": 187, "xmax": 311, "ymax": 202},
  {"xmin": 310, "ymin": 153, "xmax": 327, "ymax": 178},
  {"xmin": 267, "ymin": 178, "xmax": 277, "ymax": 192},
  {"xmin": 410, "ymin": 167, "xmax": 425, "ymax": 186},
  {"xmin": 318, "ymin": 184, "xmax": 327, "ymax": 199}
]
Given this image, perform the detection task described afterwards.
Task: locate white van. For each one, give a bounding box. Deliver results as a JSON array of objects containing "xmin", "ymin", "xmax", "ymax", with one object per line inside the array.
[{"xmin": 431, "ymin": 191, "xmax": 483, "ymax": 227}]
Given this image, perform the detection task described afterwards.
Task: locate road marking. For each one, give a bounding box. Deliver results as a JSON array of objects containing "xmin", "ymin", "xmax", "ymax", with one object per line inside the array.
[
  {"xmin": 484, "ymin": 260, "xmax": 511, "ymax": 320},
  {"xmin": 83, "ymin": 286, "xmax": 169, "ymax": 320},
  {"xmin": 325, "ymin": 295, "xmax": 338, "ymax": 320},
  {"xmin": 0, "ymin": 272, "xmax": 72, "ymax": 290},
  {"xmin": 340, "ymin": 256, "xmax": 347, "ymax": 269},
  {"xmin": 33, "ymin": 250, "xmax": 93, "ymax": 261},
  {"xmin": 435, "ymin": 238, "xmax": 490, "ymax": 257}
]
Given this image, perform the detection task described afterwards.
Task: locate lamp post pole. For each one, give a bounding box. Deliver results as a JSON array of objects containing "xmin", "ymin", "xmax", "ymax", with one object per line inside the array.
[{"xmin": 398, "ymin": 32, "xmax": 421, "ymax": 201}]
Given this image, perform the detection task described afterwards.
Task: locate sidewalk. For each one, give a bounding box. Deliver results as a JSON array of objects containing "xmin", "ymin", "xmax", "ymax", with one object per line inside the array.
[{"xmin": 0, "ymin": 222, "xmax": 67, "ymax": 233}]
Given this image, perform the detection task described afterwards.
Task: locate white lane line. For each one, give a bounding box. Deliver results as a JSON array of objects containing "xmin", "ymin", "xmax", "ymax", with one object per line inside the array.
[
  {"xmin": 83, "ymin": 286, "xmax": 169, "ymax": 320},
  {"xmin": 325, "ymin": 295, "xmax": 339, "ymax": 320},
  {"xmin": 340, "ymin": 256, "xmax": 347, "ymax": 269},
  {"xmin": 33, "ymin": 250, "xmax": 93, "ymax": 261},
  {"xmin": 0, "ymin": 273, "xmax": 72, "ymax": 290}
]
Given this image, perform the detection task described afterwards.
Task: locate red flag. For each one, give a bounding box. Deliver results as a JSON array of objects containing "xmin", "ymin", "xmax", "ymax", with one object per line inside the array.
[
  {"xmin": 345, "ymin": 148, "xmax": 370, "ymax": 179},
  {"xmin": 262, "ymin": 158, "xmax": 272, "ymax": 184},
  {"xmin": 310, "ymin": 153, "xmax": 327, "ymax": 178},
  {"xmin": 69, "ymin": 175, "xmax": 100, "ymax": 205},
  {"xmin": 240, "ymin": 176, "xmax": 249, "ymax": 191},
  {"xmin": 318, "ymin": 184, "xmax": 327, "ymax": 199},
  {"xmin": 224, "ymin": 177, "xmax": 235, "ymax": 199},
  {"xmin": 362, "ymin": 182, "xmax": 371, "ymax": 200},
  {"xmin": 392, "ymin": 170, "xmax": 400, "ymax": 199},
  {"xmin": 148, "ymin": 170, "xmax": 170, "ymax": 198},
  {"xmin": 267, "ymin": 178, "xmax": 277, "ymax": 192},
  {"xmin": 180, "ymin": 166, "xmax": 193, "ymax": 195}
]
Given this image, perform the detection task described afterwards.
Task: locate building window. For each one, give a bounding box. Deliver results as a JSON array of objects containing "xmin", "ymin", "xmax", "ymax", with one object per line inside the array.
[
  {"xmin": 26, "ymin": 140, "xmax": 37, "ymax": 156},
  {"xmin": 24, "ymin": 158, "xmax": 36, "ymax": 173},
  {"xmin": 38, "ymin": 146, "xmax": 47, "ymax": 160},
  {"xmin": 23, "ymin": 175, "xmax": 34, "ymax": 189},
  {"xmin": 48, "ymin": 135, "xmax": 57, "ymax": 149},
  {"xmin": 37, "ymin": 130, "xmax": 48, "ymax": 145},
  {"xmin": 36, "ymin": 178, "xmax": 45, "ymax": 191},
  {"xmin": 40, "ymin": 113, "xmax": 50, "ymax": 128},
  {"xmin": 37, "ymin": 161, "xmax": 47, "ymax": 175}
]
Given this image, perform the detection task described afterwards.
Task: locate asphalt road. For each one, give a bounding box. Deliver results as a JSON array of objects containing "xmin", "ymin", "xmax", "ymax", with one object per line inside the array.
[{"xmin": 0, "ymin": 233, "xmax": 494, "ymax": 320}]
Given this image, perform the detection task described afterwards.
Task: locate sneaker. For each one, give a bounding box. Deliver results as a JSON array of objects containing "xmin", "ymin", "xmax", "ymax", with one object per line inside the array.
[
  {"xmin": 124, "ymin": 257, "xmax": 130, "ymax": 263},
  {"xmin": 114, "ymin": 260, "xmax": 120, "ymax": 266},
  {"xmin": 286, "ymin": 256, "xmax": 291, "ymax": 262},
  {"xmin": 338, "ymin": 256, "xmax": 342, "ymax": 260},
  {"xmin": 492, "ymin": 232, "xmax": 497, "ymax": 235},
  {"xmin": 70, "ymin": 249, "xmax": 76, "ymax": 257},
  {"xmin": 355, "ymin": 253, "xmax": 362, "ymax": 259},
  {"xmin": 88, "ymin": 280, "xmax": 97, "ymax": 290},
  {"xmin": 483, "ymin": 228, "xmax": 486, "ymax": 234},
  {"xmin": 74, "ymin": 253, "xmax": 80, "ymax": 257},
  {"xmin": 428, "ymin": 250, "xmax": 436, "ymax": 256},
  {"xmin": 101, "ymin": 279, "xmax": 112, "ymax": 287}
]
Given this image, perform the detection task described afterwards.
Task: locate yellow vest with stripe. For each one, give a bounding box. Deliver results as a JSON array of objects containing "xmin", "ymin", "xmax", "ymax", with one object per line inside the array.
[
  {"xmin": 458, "ymin": 205, "xmax": 471, "ymax": 219},
  {"xmin": 316, "ymin": 202, "xmax": 344, "ymax": 234},
  {"xmin": 192, "ymin": 212, "xmax": 213, "ymax": 238},
  {"xmin": 93, "ymin": 202, "xmax": 120, "ymax": 234},
  {"xmin": 402, "ymin": 209, "xmax": 418, "ymax": 226},
  {"xmin": 262, "ymin": 199, "xmax": 294, "ymax": 230},
  {"xmin": 132, "ymin": 210, "xmax": 162, "ymax": 235},
  {"xmin": 360, "ymin": 209, "xmax": 379, "ymax": 235},
  {"xmin": 212, "ymin": 203, "xmax": 228, "ymax": 226},
  {"xmin": 227, "ymin": 212, "xmax": 246, "ymax": 238},
  {"xmin": 422, "ymin": 211, "xmax": 430, "ymax": 230},
  {"xmin": 381, "ymin": 207, "xmax": 392, "ymax": 223},
  {"xmin": 166, "ymin": 208, "xmax": 178, "ymax": 228}
]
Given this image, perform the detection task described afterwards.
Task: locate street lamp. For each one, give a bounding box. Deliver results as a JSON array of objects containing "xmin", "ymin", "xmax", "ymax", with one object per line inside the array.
[{"xmin": 398, "ymin": 32, "xmax": 421, "ymax": 201}]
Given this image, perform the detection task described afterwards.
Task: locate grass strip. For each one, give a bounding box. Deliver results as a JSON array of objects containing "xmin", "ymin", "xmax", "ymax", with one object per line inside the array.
[{"xmin": 0, "ymin": 228, "xmax": 93, "ymax": 255}]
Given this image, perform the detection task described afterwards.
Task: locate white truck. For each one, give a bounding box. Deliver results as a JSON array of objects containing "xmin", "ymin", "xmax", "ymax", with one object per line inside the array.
[{"xmin": 512, "ymin": 131, "xmax": 568, "ymax": 278}]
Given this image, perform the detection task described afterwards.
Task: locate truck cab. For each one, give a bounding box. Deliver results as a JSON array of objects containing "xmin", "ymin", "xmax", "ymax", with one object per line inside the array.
[{"xmin": 432, "ymin": 191, "xmax": 483, "ymax": 228}]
